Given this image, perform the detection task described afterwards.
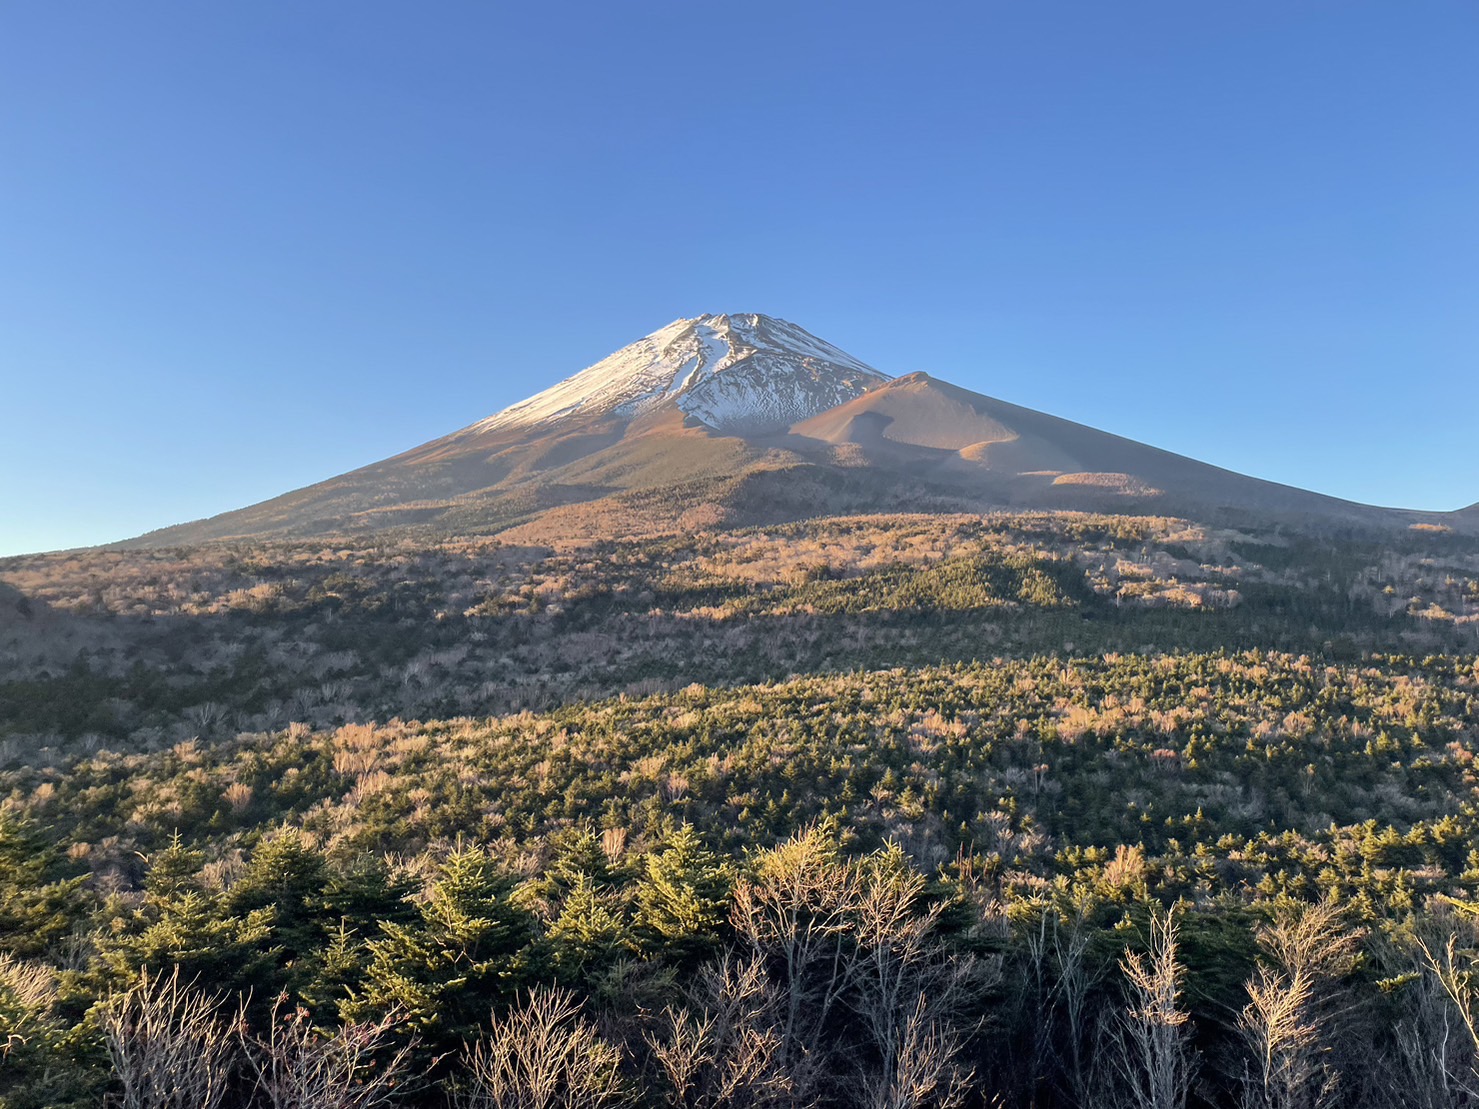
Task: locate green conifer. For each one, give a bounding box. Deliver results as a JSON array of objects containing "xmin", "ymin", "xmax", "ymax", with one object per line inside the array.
[
  {"xmin": 633, "ymin": 823, "xmax": 732, "ymax": 963},
  {"xmin": 348, "ymin": 846, "xmax": 534, "ymax": 1042},
  {"xmin": 0, "ymin": 809, "xmax": 89, "ymax": 958}
]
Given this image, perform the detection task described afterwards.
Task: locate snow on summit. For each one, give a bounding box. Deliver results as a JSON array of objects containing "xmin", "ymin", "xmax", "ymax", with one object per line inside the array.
[{"xmin": 476, "ymin": 314, "xmax": 890, "ymax": 434}]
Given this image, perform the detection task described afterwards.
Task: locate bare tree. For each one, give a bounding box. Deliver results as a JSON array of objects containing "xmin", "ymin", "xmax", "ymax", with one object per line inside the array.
[
  {"xmin": 99, "ymin": 966, "xmax": 238, "ymax": 1109},
  {"xmin": 1389, "ymin": 930, "xmax": 1479, "ymax": 1108},
  {"xmin": 241, "ymin": 992, "xmax": 417, "ymax": 1109},
  {"xmin": 844, "ymin": 849, "xmax": 985, "ymax": 1109},
  {"xmin": 1020, "ymin": 908, "xmax": 1109, "ymax": 1108},
  {"xmin": 1391, "ymin": 943, "xmax": 1478, "ymax": 1109},
  {"xmin": 1239, "ymin": 963, "xmax": 1325, "ymax": 1109},
  {"xmin": 1420, "ymin": 934, "xmax": 1479, "ymax": 1062},
  {"xmin": 731, "ymin": 832, "xmax": 988, "ymax": 1108},
  {"xmin": 864, "ymin": 992, "xmax": 974, "ymax": 1109},
  {"xmin": 731, "ymin": 827, "xmax": 858, "ymax": 1091},
  {"xmin": 456, "ymin": 986, "xmax": 626, "ymax": 1109},
  {"xmin": 645, "ymin": 954, "xmax": 793, "ymax": 1109},
  {"xmin": 1114, "ymin": 907, "xmax": 1196, "ymax": 1109},
  {"xmin": 1237, "ymin": 899, "xmax": 1360, "ymax": 1109},
  {"xmin": 1051, "ymin": 913, "xmax": 1101, "ymax": 1107}
]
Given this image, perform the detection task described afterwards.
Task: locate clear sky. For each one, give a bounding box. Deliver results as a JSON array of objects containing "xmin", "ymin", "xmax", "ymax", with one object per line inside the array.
[{"xmin": 3, "ymin": 2, "xmax": 1476, "ymax": 556}]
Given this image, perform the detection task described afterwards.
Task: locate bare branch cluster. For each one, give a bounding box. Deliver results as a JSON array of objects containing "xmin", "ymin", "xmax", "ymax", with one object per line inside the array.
[
  {"xmin": 730, "ymin": 830, "xmax": 994, "ymax": 1109},
  {"xmin": 645, "ymin": 954, "xmax": 793, "ymax": 1109},
  {"xmin": 1237, "ymin": 899, "xmax": 1360, "ymax": 1109},
  {"xmin": 241, "ymin": 992, "xmax": 417, "ymax": 1109},
  {"xmin": 455, "ymin": 985, "xmax": 626, "ymax": 1109},
  {"xmin": 99, "ymin": 967, "xmax": 237, "ymax": 1109},
  {"xmin": 1115, "ymin": 907, "xmax": 1196, "ymax": 1109}
]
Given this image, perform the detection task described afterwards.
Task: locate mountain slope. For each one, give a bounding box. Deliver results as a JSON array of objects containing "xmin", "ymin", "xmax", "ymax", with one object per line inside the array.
[
  {"xmin": 786, "ymin": 373, "xmax": 1405, "ymax": 523},
  {"xmin": 131, "ymin": 314, "xmax": 889, "ymax": 544},
  {"xmin": 128, "ymin": 313, "xmax": 1474, "ymax": 546}
]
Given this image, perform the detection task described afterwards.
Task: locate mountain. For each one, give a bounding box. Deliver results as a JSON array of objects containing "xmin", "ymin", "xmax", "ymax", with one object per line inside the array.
[
  {"xmin": 473, "ymin": 312, "xmax": 887, "ymax": 435},
  {"xmin": 130, "ymin": 313, "xmax": 1473, "ymax": 546}
]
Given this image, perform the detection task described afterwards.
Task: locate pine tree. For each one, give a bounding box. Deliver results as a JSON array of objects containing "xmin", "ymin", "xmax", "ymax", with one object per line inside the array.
[
  {"xmin": 519, "ymin": 826, "xmax": 632, "ymax": 918},
  {"xmin": 99, "ymin": 888, "xmax": 277, "ymax": 994},
  {"xmin": 634, "ymin": 823, "xmax": 732, "ymax": 964},
  {"xmin": 142, "ymin": 832, "xmax": 205, "ymax": 900},
  {"xmin": 0, "ymin": 955, "xmax": 106, "ymax": 1109},
  {"xmin": 547, "ymin": 874, "xmax": 635, "ymax": 984},
  {"xmin": 321, "ymin": 852, "xmax": 418, "ymax": 935},
  {"xmin": 97, "ymin": 833, "xmax": 277, "ymax": 995},
  {"xmin": 347, "ymin": 846, "xmax": 534, "ymax": 1043},
  {"xmin": 226, "ymin": 829, "xmax": 331, "ymax": 968},
  {"xmin": 298, "ymin": 921, "xmax": 368, "ymax": 1016},
  {"xmin": 0, "ymin": 809, "xmax": 89, "ymax": 958}
]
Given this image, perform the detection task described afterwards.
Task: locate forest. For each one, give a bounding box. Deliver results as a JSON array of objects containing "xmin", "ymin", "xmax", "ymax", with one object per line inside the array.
[
  {"xmin": 3, "ymin": 512, "xmax": 1476, "ymax": 755},
  {"xmin": 3, "ymin": 513, "xmax": 1479, "ymax": 1106}
]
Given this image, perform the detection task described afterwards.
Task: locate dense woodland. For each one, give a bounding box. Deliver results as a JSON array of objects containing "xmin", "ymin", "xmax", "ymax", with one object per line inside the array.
[{"xmin": 3, "ymin": 513, "xmax": 1479, "ymax": 1106}]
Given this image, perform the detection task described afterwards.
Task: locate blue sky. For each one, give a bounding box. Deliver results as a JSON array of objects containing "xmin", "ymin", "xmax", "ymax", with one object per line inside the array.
[{"xmin": 3, "ymin": 2, "xmax": 1476, "ymax": 556}]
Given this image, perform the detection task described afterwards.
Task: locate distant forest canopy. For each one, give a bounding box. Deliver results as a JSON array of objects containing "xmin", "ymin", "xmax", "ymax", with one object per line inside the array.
[
  {"xmin": 2, "ymin": 512, "xmax": 1477, "ymax": 757},
  {"xmin": 1, "ymin": 510, "xmax": 1479, "ymax": 1106}
]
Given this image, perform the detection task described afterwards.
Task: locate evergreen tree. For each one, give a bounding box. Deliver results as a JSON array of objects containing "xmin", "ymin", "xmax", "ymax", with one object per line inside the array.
[
  {"xmin": 322, "ymin": 851, "xmax": 418, "ymax": 935},
  {"xmin": 98, "ymin": 887, "xmax": 277, "ymax": 993},
  {"xmin": 546, "ymin": 873, "xmax": 635, "ymax": 986},
  {"xmin": 0, "ymin": 809, "xmax": 89, "ymax": 958},
  {"xmin": 348, "ymin": 846, "xmax": 534, "ymax": 1043},
  {"xmin": 298, "ymin": 921, "xmax": 368, "ymax": 1016},
  {"xmin": 0, "ymin": 955, "xmax": 105, "ymax": 1109},
  {"xmin": 141, "ymin": 832, "xmax": 205, "ymax": 901},
  {"xmin": 96, "ymin": 834, "xmax": 277, "ymax": 995},
  {"xmin": 519, "ymin": 826, "xmax": 632, "ymax": 917},
  {"xmin": 634, "ymin": 823, "xmax": 732, "ymax": 963},
  {"xmin": 226, "ymin": 829, "xmax": 331, "ymax": 992}
]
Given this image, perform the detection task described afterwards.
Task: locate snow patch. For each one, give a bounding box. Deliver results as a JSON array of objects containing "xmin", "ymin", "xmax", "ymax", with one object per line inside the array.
[{"xmin": 472, "ymin": 314, "xmax": 889, "ymax": 435}]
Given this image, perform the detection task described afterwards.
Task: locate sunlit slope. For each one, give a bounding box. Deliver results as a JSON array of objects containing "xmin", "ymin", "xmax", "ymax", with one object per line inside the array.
[
  {"xmin": 788, "ymin": 373, "xmax": 1463, "ymax": 528},
  {"xmin": 126, "ymin": 317, "xmax": 1474, "ymax": 547}
]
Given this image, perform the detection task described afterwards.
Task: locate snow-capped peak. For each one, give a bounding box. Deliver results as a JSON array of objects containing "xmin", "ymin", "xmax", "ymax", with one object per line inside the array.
[{"xmin": 473, "ymin": 313, "xmax": 890, "ymax": 434}]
